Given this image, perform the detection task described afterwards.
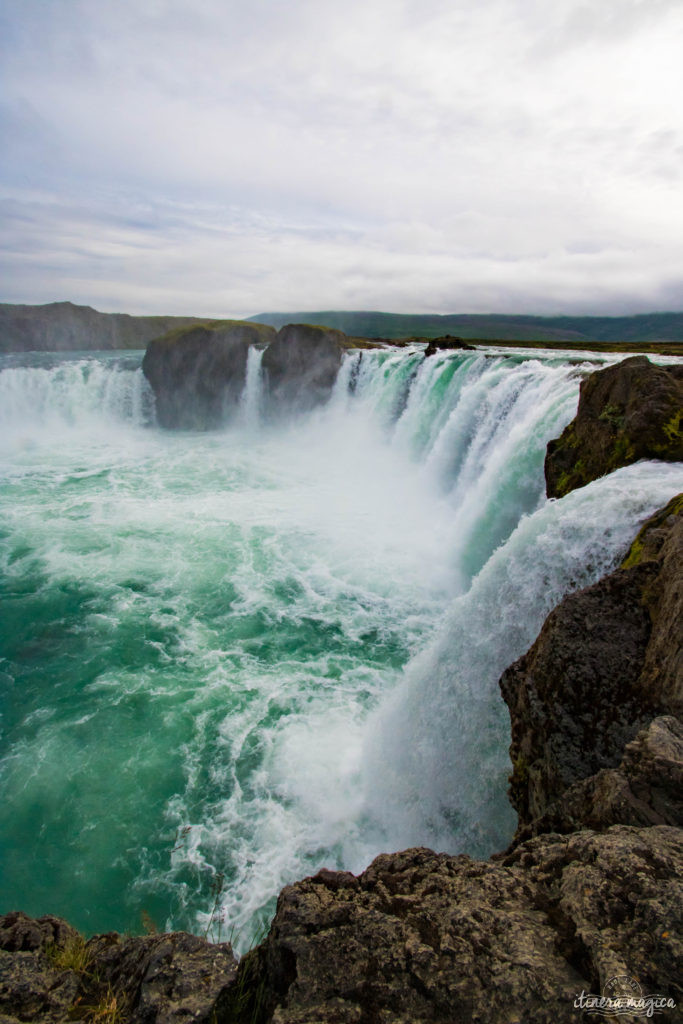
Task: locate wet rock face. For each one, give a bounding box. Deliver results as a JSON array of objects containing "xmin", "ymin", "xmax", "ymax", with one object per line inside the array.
[
  {"xmin": 500, "ymin": 496, "xmax": 683, "ymax": 840},
  {"xmin": 142, "ymin": 322, "xmax": 275, "ymax": 429},
  {"xmin": 142, "ymin": 321, "xmax": 346, "ymax": 427},
  {"xmin": 544, "ymin": 356, "xmax": 683, "ymax": 498},
  {"xmin": 261, "ymin": 324, "xmax": 346, "ymax": 413},
  {"xmin": 0, "ymin": 911, "xmax": 238, "ymax": 1024},
  {"xmin": 226, "ymin": 829, "xmax": 682, "ymax": 1024}
]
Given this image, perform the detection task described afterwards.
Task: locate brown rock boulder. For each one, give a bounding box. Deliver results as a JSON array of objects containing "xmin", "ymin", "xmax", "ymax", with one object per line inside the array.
[
  {"xmin": 142, "ymin": 320, "xmax": 275, "ymax": 428},
  {"xmin": 424, "ymin": 335, "xmax": 474, "ymax": 356},
  {"xmin": 544, "ymin": 356, "xmax": 683, "ymax": 498},
  {"xmin": 261, "ymin": 324, "xmax": 346, "ymax": 413}
]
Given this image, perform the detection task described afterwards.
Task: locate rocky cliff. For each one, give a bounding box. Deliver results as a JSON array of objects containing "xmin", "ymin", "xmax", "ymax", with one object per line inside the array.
[
  {"xmin": 0, "ymin": 302, "xmax": 214, "ymax": 353},
  {"xmin": 142, "ymin": 320, "xmax": 276, "ymax": 429},
  {"xmin": 500, "ymin": 496, "xmax": 682, "ymax": 841}
]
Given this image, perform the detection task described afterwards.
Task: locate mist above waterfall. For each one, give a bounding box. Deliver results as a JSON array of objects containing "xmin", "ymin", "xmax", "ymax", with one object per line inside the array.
[{"xmin": 1, "ymin": 345, "xmax": 681, "ymax": 950}]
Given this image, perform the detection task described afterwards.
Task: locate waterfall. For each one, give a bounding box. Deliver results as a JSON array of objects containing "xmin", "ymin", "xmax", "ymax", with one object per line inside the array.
[
  {"xmin": 0, "ymin": 344, "xmax": 681, "ymax": 949},
  {"xmin": 0, "ymin": 354, "xmax": 153, "ymax": 442},
  {"xmin": 360, "ymin": 460, "xmax": 683, "ymax": 859},
  {"xmin": 238, "ymin": 346, "xmax": 265, "ymax": 429}
]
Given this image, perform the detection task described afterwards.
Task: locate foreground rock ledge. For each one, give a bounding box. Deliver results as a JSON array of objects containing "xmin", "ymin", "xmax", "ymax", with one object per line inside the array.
[
  {"xmin": 2, "ymin": 827, "xmax": 681, "ymax": 1023},
  {"xmin": 0, "ymin": 913, "xmax": 238, "ymax": 1023}
]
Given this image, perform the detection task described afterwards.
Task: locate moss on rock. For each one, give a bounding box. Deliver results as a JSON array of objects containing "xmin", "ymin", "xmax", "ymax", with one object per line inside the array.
[{"xmin": 545, "ymin": 356, "xmax": 683, "ymax": 498}]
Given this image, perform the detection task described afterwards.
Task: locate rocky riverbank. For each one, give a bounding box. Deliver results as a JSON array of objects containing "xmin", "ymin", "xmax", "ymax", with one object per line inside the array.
[{"xmin": 1, "ymin": 356, "xmax": 681, "ymax": 1023}]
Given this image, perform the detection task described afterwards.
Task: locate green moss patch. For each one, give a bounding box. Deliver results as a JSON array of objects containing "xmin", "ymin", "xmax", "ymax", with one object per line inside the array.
[{"xmin": 621, "ymin": 493, "xmax": 683, "ymax": 569}]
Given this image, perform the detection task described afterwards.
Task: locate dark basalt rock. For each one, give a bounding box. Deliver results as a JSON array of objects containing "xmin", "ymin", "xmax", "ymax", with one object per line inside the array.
[
  {"xmin": 142, "ymin": 320, "xmax": 346, "ymax": 428},
  {"xmin": 544, "ymin": 356, "xmax": 683, "ymax": 498},
  {"xmin": 516, "ymin": 715, "xmax": 683, "ymax": 839},
  {"xmin": 142, "ymin": 321, "xmax": 275, "ymax": 429},
  {"xmin": 261, "ymin": 323, "xmax": 346, "ymax": 413},
  {"xmin": 225, "ymin": 828, "xmax": 682, "ymax": 1023},
  {"xmin": 500, "ymin": 495, "xmax": 683, "ymax": 841},
  {"xmin": 0, "ymin": 911, "xmax": 238, "ymax": 1024},
  {"xmin": 424, "ymin": 335, "xmax": 475, "ymax": 357}
]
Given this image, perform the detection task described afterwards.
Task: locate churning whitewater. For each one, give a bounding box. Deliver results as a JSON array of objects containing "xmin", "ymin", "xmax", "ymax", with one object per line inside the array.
[{"xmin": 1, "ymin": 346, "xmax": 681, "ymax": 951}]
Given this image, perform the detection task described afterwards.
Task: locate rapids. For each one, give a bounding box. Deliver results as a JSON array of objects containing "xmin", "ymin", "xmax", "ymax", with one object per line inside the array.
[{"xmin": 0, "ymin": 345, "xmax": 681, "ymax": 950}]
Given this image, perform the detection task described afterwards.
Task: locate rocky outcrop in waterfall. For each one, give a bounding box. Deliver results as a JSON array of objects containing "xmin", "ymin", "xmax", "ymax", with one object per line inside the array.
[
  {"xmin": 261, "ymin": 323, "xmax": 346, "ymax": 413},
  {"xmin": 141, "ymin": 321, "xmax": 275, "ymax": 429},
  {"xmin": 545, "ymin": 356, "xmax": 683, "ymax": 498},
  {"xmin": 424, "ymin": 335, "xmax": 475, "ymax": 356},
  {"xmin": 142, "ymin": 321, "xmax": 350, "ymax": 427}
]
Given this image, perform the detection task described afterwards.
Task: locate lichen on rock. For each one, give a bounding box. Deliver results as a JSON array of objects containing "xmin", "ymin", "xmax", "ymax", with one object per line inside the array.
[{"xmin": 545, "ymin": 356, "xmax": 683, "ymax": 498}]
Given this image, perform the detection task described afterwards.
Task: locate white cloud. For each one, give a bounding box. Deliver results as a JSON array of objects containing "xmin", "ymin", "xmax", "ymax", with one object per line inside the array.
[{"xmin": 1, "ymin": 0, "xmax": 682, "ymax": 315}]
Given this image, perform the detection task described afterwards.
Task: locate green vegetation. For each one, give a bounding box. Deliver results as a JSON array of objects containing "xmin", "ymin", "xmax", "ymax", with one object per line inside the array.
[
  {"xmin": 621, "ymin": 494, "xmax": 683, "ymax": 569},
  {"xmin": 553, "ymin": 461, "xmax": 588, "ymax": 499},
  {"xmin": 663, "ymin": 409, "xmax": 682, "ymax": 443},
  {"xmin": 45, "ymin": 932, "xmax": 91, "ymax": 973},
  {"xmin": 82, "ymin": 986, "xmax": 127, "ymax": 1024},
  {"xmin": 45, "ymin": 931, "xmax": 129, "ymax": 1024},
  {"xmin": 147, "ymin": 319, "xmax": 275, "ymax": 348},
  {"xmin": 598, "ymin": 404, "xmax": 625, "ymax": 429},
  {"xmin": 249, "ymin": 310, "xmax": 683, "ymax": 350},
  {"xmin": 509, "ymin": 754, "xmax": 529, "ymax": 810},
  {"xmin": 219, "ymin": 947, "xmax": 269, "ymax": 1024}
]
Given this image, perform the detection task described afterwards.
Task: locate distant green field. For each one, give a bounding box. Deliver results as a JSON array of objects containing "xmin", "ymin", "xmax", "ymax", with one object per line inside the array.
[{"xmin": 250, "ymin": 310, "xmax": 683, "ymax": 347}]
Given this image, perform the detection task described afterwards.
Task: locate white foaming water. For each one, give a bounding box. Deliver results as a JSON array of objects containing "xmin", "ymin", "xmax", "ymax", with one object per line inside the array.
[
  {"xmin": 0, "ymin": 355, "xmax": 151, "ymax": 443},
  {"xmin": 360, "ymin": 461, "xmax": 683, "ymax": 858},
  {"xmin": 238, "ymin": 346, "xmax": 265, "ymax": 430},
  {"xmin": 0, "ymin": 345, "xmax": 681, "ymax": 952}
]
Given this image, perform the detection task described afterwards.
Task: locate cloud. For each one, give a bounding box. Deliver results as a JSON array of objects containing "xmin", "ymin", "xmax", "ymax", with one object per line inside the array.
[{"xmin": 1, "ymin": 0, "xmax": 682, "ymax": 315}]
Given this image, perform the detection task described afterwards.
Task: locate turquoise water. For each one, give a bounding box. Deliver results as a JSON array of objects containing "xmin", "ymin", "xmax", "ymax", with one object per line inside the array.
[{"xmin": 1, "ymin": 346, "xmax": 681, "ymax": 950}]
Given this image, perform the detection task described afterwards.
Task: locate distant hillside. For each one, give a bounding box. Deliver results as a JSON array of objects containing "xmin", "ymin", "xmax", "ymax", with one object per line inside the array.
[
  {"xmin": 4, "ymin": 302, "xmax": 683, "ymax": 353},
  {"xmin": 0, "ymin": 302, "xmax": 217, "ymax": 353},
  {"xmin": 250, "ymin": 310, "xmax": 683, "ymax": 344}
]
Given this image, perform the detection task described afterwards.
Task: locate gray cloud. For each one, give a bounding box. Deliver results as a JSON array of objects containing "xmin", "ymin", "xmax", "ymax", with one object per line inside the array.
[{"xmin": 1, "ymin": 0, "xmax": 682, "ymax": 315}]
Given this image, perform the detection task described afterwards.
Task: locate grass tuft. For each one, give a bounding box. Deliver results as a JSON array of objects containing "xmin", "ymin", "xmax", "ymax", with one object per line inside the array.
[{"xmin": 45, "ymin": 933, "xmax": 91, "ymax": 974}]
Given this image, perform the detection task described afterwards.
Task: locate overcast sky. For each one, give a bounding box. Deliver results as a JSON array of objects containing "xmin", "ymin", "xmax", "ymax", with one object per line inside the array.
[{"xmin": 1, "ymin": 0, "xmax": 682, "ymax": 318}]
